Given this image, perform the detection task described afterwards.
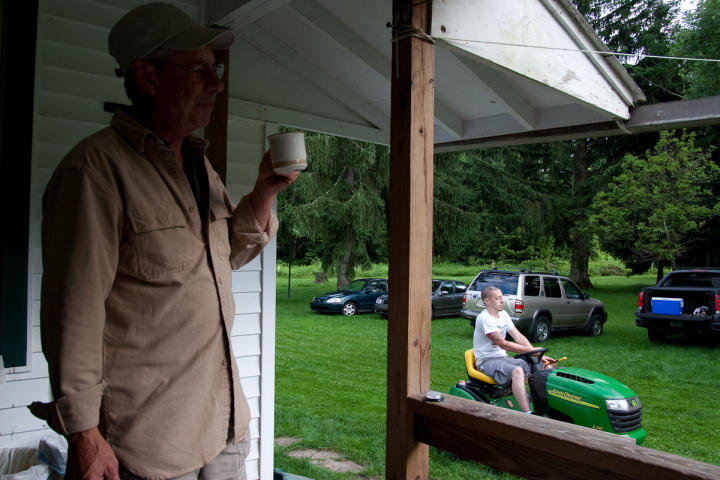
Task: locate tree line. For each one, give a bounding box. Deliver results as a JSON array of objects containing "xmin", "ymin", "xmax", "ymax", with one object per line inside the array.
[{"xmin": 277, "ymin": 0, "xmax": 720, "ymax": 289}]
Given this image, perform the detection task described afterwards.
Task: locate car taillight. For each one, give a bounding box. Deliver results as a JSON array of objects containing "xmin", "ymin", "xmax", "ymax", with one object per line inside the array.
[
  {"xmin": 462, "ymin": 294, "xmax": 466, "ymax": 307},
  {"xmin": 715, "ymin": 293, "xmax": 720, "ymax": 313},
  {"xmin": 515, "ymin": 299, "xmax": 524, "ymax": 314},
  {"xmin": 637, "ymin": 291, "xmax": 644, "ymax": 310}
]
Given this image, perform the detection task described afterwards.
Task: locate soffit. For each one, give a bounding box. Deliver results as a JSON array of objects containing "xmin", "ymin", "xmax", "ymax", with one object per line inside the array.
[{"xmin": 210, "ymin": 0, "xmax": 647, "ymax": 150}]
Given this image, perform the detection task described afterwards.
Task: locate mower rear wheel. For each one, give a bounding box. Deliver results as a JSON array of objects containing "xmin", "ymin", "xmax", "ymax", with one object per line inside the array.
[
  {"xmin": 529, "ymin": 316, "xmax": 550, "ymax": 343},
  {"xmin": 585, "ymin": 313, "xmax": 604, "ymax": 337}
]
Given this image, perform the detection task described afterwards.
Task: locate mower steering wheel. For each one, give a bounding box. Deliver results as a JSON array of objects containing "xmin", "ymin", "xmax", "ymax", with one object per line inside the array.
[{"xmin": 513, "ymin": 348, "xmax": 548, "ymax": 363}]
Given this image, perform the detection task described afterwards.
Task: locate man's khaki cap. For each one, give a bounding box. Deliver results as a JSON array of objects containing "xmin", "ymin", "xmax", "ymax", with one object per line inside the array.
[{"xmin": 108, "ymin": 2, "xmax": 235, "ymax": 76}]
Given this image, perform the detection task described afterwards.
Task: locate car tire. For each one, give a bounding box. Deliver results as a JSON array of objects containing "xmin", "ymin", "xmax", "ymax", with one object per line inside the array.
[
  {"xmin": 342, "ymin": 301, "xmax": 358, "ymax": 316},
  {"xmin": 529, "ymin": 316, "xmax": 550, "ymax": 343},
  {"xmin": 379, "ymin": 313, "xmax": 387, "ymax": 319},
  {"xmin": 648, "ymin": 326, "xmax": 667, "ymax": 342},
  {"xmin": 585, "ymin": 313, "xmax": 604, "ymax": 337}
]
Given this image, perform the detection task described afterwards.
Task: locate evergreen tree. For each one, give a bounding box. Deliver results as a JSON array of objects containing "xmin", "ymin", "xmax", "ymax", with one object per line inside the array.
[
  {"xmin": 433, "ymin": 147, "xmax": 552, "ymax": 264},
  {"xmin": 673, "ymin": 0, "xmax": 720, "ymax": 99},
  {"xmin": 591, "ymin": 131, "xmax": 719, "ymax": 279},
  {"xmin": 277, "ymin": 133, "xmax": 388, "ymax": 289}
]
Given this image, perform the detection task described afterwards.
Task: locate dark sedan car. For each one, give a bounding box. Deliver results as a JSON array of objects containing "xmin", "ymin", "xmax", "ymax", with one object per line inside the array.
[
  {"xmin": 310, "ymin": 278, "xmax": 388, "ymax": 316},
  {"xmin": 374, "ymin": 279, "xmax": 467, "ymax": 319}
]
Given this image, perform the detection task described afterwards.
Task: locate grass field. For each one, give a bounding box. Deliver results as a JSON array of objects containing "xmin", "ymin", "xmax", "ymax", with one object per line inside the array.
[{"xmin": 273, "ymin": 273, "xmax": 720, "ymax": 479}]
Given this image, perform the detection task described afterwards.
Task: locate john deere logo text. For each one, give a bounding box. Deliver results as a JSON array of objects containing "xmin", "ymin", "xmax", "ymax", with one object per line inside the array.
[{"xmin": 549, "ymin": 389, "xmax": 600, "ymax": 409}]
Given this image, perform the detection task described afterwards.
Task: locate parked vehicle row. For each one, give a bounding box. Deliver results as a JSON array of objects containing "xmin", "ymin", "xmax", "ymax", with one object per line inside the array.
[
  {"xmin": 308, "ymin": 266, "xmax": 720, "ymax": 350},
  {"xmin": 308, "ymin": 270, "xmax": 606, "ymax": 341},
  {"xmin": 374, "ymin": 279, "xmax": 467, "ymax": 319},
  {"xmin": 309, "ymin": 278, "xmax": 467, "ymax": 318},
  {"xmin": 310, "ymin": 278, "xmax": 388, "ymax": 316}
]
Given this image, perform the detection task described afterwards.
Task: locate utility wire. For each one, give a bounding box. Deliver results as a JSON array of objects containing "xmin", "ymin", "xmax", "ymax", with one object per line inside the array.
[{"xmin": 434, "ymin": 36, "xmax": 720, "ymax": 63}]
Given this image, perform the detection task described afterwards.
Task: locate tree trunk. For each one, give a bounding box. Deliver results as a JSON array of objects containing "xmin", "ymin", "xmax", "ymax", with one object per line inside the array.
[
  {"xmin": 336, "ymin": 229, "xmax": 356, "ymax": 289},
  {"xmin": 287, "ymin": 235, "xmax": 294, "ymax": 299},
  {"xmin": 656, "ymin": 261, "xmax": 665, "ymax": 283},
  {"xmin": 569, "ymin": 139, "xmax": 593, "ymax": 289},
  {"xmin": 570, "ymin": 235, "xmax": 592, "ymax": 289}
]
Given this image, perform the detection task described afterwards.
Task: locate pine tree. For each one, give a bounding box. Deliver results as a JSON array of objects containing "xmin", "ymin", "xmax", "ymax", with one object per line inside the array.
[{"xmin": 277, "ymin": 133, "xmax": 388, "ymax": 289}]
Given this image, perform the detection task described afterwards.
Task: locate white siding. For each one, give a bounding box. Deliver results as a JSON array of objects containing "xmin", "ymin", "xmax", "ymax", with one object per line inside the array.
[
  {"xmin": 225, "ymin": 117, "xmax": 276, "ymax": 480},
  {"xmin": 2, "ymin": 3, "xmax": 276, "ymax": 479}
]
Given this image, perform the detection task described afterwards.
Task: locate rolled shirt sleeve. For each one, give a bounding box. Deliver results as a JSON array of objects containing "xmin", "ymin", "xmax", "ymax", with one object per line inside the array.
[{"xmin": 229, "ymin": 194, "xmax": 278, "ymax": 270}]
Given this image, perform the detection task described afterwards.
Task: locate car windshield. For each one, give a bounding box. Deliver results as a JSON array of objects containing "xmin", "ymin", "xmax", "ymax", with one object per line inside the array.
[
  {"xmin": 470, "ymin": 273, "xmax": 517, "ymax": 295},
  {"xmin": 346, "ymin": 279, "xmax": 369, "ymax": 292}
]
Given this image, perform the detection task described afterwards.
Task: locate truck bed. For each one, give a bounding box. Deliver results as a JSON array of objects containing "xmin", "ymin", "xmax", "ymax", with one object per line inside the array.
[{"xmin": 635, "ymin": 269, "xmax": 720, "ymax": 340}]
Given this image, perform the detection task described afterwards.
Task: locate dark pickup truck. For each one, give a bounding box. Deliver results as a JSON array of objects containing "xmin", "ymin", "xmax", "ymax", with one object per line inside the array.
[{"xmin": 635, "ymin": 268, "xmax": 720, "ymax": 341}]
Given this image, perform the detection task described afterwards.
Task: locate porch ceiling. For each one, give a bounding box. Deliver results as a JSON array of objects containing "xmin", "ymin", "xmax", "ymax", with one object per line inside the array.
[{"xmin": 209, "ymin": 0, "xmax": 647, "ymax": 151}]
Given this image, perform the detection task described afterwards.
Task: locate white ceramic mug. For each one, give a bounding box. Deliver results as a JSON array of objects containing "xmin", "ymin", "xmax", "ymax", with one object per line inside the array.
[{"xmin": 268, "ymin": 131, "xmax": 308, "ymax": 174}]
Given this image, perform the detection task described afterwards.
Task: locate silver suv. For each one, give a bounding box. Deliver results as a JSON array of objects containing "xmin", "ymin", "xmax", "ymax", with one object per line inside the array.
[{"xmin": 461, "ymin": 269, "xmax": 606, "ymax": 342}]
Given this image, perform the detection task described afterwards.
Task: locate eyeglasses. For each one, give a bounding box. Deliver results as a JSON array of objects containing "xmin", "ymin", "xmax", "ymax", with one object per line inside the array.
[{"xmin": 158, "ymin": 61, "xmax": 225, "ymax": 81}]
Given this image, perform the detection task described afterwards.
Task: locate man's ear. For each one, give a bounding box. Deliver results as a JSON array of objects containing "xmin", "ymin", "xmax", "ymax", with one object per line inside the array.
[{"xmin": 130, "ymin": 59, "xmax": 158, "ymax": 96}]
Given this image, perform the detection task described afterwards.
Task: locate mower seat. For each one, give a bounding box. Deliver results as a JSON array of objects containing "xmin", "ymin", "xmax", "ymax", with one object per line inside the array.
[{"xmin": 464, "ymin": 349, "xmax": 497, "ymax": 385}]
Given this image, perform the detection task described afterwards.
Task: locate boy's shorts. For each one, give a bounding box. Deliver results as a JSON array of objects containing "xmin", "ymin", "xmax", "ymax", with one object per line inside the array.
[{"xmin": 477, "ymin": 356, "xmax": 530, "ymax": 385}]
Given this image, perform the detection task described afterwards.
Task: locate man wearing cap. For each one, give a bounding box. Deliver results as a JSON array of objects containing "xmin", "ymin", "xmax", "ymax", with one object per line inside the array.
[{"xmin": 29, "ymin": 3, "xmax": 297, "ymax": 480}]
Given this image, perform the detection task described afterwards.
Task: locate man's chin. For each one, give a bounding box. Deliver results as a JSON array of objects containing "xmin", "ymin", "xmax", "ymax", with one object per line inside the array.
[{"xmin": 193, "ymin": 111, "xmax": 215, "ymax": 129}]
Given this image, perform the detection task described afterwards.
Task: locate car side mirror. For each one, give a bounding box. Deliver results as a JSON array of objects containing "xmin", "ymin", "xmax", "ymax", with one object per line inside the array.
[{"xmin": 583, "ymin": 293, "xmax": 590, "ymax": 300}]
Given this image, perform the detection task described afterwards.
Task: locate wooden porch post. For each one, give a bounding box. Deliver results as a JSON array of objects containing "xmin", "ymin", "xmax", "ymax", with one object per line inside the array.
[
  {"xmin": 205, "ymin": 48, "xmax": 230, "ymax": 184},
  {"xmin": 386, "ymin": 1, "xmax": 434, "ymax": 478}
]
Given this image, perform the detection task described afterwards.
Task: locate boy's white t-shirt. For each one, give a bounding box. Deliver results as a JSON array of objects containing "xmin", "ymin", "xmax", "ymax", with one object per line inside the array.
[{"xmin": 473, "ymin": 308, "xmax": 515, "ymax": 362}]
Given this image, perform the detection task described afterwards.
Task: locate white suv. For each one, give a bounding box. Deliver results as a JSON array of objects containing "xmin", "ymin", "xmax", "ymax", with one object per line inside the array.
[{"xmin": 462, "ymin": 269, "xmax": 606, "ymax": 342}]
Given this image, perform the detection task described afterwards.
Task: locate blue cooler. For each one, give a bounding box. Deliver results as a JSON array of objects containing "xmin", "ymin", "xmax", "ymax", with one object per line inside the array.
[{"xmin": 651, "ymin": 297, "xmax": 683, "ymax": 315}]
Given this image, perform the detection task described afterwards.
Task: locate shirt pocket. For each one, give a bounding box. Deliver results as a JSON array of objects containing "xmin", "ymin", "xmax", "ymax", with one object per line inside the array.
[
  {"xmin": 128, "ymin": 206, "xmax": 194, "ymax": 279},
  {"xmin": 209, "ymin": 199, "xmax": 232, "ymax": 259}
]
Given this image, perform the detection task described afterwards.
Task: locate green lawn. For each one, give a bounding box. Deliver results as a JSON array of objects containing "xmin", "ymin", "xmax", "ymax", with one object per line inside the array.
[{"xmin": 273, "ymin": 274, "xmax": 720, "ymax": 479}]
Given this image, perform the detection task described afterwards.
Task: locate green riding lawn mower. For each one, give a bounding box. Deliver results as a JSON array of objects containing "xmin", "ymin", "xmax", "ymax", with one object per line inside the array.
[{"xmin": 449, "ymin": 348, "xmax": 647, "ymax": 444}]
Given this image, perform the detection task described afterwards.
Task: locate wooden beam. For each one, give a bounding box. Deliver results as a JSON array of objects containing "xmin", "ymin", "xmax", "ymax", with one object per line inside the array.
[
  {"xmin": 228, "ymin": 98, "xmax": 387, "ymax": 145},
  {"xmin": 434, "ymin": 95, "xmax": 720, "ymax": 153},
  {"xmin": 290, "ymin": 0, "xmax": 463, "ymax": 140},
  {"xmin": 409, "ymin": 394, "xmax": 720, "ymax": 480},
  {"xmin": 625, "ymin": 95, "xmax": 720, "ymax": 132},
  {"xmin": 386, "ymin": 0, "xmax": 434, "ymax": 479},
  {"xmin": 236, "ymin": 23, "xmax": 391, "ymax": 133},
  {"xmin": 457, "ymin": 56, "xmax": 536, "ymax": 131},
  {"xmin": 205, "ymin": 48, "xmax": 230, "ymax": 184}
]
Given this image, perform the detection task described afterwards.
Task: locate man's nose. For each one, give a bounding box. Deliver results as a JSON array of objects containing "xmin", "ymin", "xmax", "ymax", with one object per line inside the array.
[{"xmin": 206, "ymin": 70, "xmax": 224, "ymax": 94}]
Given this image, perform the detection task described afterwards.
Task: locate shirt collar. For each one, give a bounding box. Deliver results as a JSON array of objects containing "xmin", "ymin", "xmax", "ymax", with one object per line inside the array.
[{"xmin": 110, "ymin": 108, "xmax": 209, "ymax": 157}]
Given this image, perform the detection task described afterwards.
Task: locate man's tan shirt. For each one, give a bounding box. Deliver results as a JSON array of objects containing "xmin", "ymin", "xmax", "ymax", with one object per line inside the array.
[{"xmin": 35, "ymin": 110, "xmax": 277, "ymax": 479}]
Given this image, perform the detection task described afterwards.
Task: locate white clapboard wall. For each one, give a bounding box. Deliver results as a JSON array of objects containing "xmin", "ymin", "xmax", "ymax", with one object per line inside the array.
[{"xmin": 0, "ymin": 2, "xmax": 276, "ymax": 479}]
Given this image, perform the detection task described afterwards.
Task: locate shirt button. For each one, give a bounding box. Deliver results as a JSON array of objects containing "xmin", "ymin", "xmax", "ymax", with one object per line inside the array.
[
  {"xmin": 169, "ymin": 168, "xmax": 178, "ymax": 176},
  {"xmin": 189, "ymin": 205, "xmax": 195, "ymax": 213},
  {"xmin": 222, "ymin": 359, "xmax": 229, "ymax": 367}
]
